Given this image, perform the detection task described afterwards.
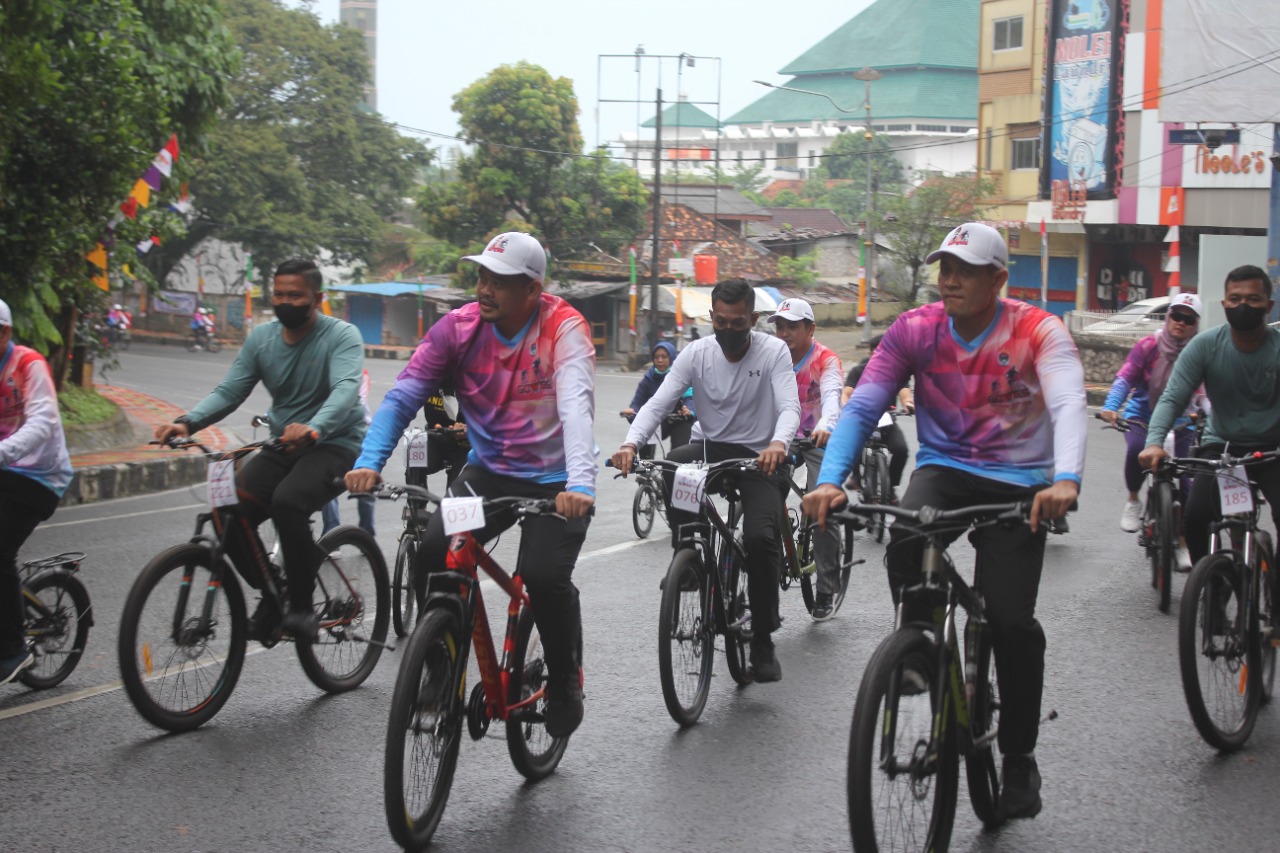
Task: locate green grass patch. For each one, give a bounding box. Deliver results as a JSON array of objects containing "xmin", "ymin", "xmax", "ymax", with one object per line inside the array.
[{"xmin": 59, "ymin": 383, "xmax": 121, "ymax": 426}]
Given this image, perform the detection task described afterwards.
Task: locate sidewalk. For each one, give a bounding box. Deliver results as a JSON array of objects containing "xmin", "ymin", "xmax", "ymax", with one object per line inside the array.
[{"xmin": 64, "ymin": 386, "xmax": 230, "ymax": 505}]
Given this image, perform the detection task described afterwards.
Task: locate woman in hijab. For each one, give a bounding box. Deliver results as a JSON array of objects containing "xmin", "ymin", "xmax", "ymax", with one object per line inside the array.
[
  {"xmin": 1098, "ymin": 292, "xmax": 1204, "ymax": 569},
  {"xmin": 621, "ymin": 341, "xmax": 694, "ymax": 459}
]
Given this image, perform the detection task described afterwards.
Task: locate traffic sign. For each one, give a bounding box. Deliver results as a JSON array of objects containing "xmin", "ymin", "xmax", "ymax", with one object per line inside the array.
[{"xmin": 1168, "ymin": 129, "xmax": 1240, "ymax": 145}]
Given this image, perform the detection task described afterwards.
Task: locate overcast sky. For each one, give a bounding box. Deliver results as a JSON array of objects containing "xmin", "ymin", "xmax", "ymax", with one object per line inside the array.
[{"xmin": 297, "ymin": 0, "xmax": 876, "ymax": 157}]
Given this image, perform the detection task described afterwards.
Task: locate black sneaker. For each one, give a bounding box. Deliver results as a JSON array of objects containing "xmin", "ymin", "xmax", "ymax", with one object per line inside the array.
[
  {"xmin": 0, "ymin": 648, "xmax": 34, "ymax": 686},
  {"xmin": 282, "ymin": 609, "xmax": 320, "ymax": 642},
  {"xmin": 998, "ymin": 754, "xmax": 1043, "ymax": 820},
  {"xmin": 750, "ymin": 635, "xmax": 782, "ymax": 682},
  {"xmin": 247, "ymin": 598, "xmax": 281, "ymax": 645},
  {"xmin": 811, "ymin": 592, "xmax": 835, "ymax": 622},
  {"xmin": 543, "ymin": 673, "xmax": 584, "ymax": 738}
]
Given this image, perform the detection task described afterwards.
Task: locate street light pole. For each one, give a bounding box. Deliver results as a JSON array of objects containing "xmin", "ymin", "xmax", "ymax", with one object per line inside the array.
[{"xmin": 853, "ymin": 66, "xmax": 881, "ymax": 344}]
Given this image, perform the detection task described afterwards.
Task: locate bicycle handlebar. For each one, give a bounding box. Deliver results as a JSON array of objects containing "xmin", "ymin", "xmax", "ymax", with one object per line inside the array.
[
  {"xmin": 364, "ymin": 482, "xmax": 590, "ymax": 518},
  {"xmin": 150, "ymin": 435, "xmax": 287, "ymax": 458},
  {"xmin": 832, "ymin": 500, "xmax": 1030, "ymax": 528},
  {"xmin": 1095, "ymin": 411, "xmax": 1131, "ymax": 432},
  {"xmin": 619, "ymin": 411, "xmax": 696, "ymax": 424}
]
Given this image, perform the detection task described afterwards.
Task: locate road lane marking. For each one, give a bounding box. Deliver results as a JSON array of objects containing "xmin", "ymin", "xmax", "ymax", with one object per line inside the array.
[{"xmin": 40, "ymin": 503, "xmax": 205, "ymax": 529}]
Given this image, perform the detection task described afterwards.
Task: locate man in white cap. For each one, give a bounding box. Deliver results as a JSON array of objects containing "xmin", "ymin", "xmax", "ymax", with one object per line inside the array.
[
  {"xmin": 346, "ymin": 231, "xmax": 596, "ymax": 738},
  {"xmin": 768, "ymin": 297, "xmax": 845, "ymax": 620},
  {"xmin": 0, "ymin": 299, "xmax": 74, "ymax": 684},
  {"xmin": 804, "ymin": 222, "xmax": 1087, "ymax": 822},
  {"xmin": 1098, "ymin": 291, "xmax": 1203, "ymax": 569}
]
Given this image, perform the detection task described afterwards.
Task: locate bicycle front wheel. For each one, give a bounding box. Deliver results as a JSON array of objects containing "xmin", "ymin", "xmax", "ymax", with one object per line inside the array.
[
  {"xmin": 658, "ymin": 548, "xmax": 713, "ymax": 725},
  {"xmin": 848, "ymin": 628, "xmax": 957, "ymax": 853},
  {"xmin": 21, "ymin": 572, "xmax": 92, "ymax": 689},
  {"xmin": 118, "ymin": 544, "xmax": 247, "ymax": 732},
  {"xmin": 1150, "ymin": 480, "xmax": 1176, "ymax": 613},
  {"xmin": 632, "ymin": 483, "xmax": 657, "ymax": 539},
  {"xmin": 963, "ymin": 620, "xmax": 1002, "ymax": 828},
  {"xmin": 1178, "ymin": 553, "xmax": 1260, "ymax": 751},
  {"xmin": 296, "ymin": 525, "xmax": 390, "ymax": 693},
  {"xmin": 385, "ymin": 608, "xmax": 464, "ymax": 850},
  {"xmin": 507, "ymin": 606, "xmax": 570, "ymax": 779},
  {"xmin": 799, "ymin": 518, "xmax": 853, "ymax": 617},
  {"xmin": 392, "ymin": 535, "xmax": 417, "ymax": 639},
  {"xmin": 1260, "ymin": 536, "xmax": 1277, "ymax": 703}
]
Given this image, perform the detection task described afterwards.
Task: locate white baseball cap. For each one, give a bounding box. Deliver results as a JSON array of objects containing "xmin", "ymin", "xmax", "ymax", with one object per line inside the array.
[
  {"xmin": 1169, "ymin": 292, "xmax": 1203, "ymax": 317},
  {"xmin": 0, "ymin": 299, "xmax": 10, "ymax": 327},
  {"xmin": 463, "ymin": 232, "xmax": 547, "ymax": 281},
  {"xmin": 769, "ymin": 298, "xmax": 815, "ymax": 324},
  {"xmin": 925, "ymin": 222, "xmax": 1008, "ymax": 271}
]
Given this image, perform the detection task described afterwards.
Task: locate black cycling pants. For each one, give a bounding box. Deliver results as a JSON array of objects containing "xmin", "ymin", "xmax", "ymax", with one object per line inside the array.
[
  {"xmin": 1184, "ymin": 443, "xmax": 1280, "ymax": 563},
  {"xmin": 663, "ymin": 441, "xmax": 788, "ymax": 637},
  {"xmin": 232, "ymin": 444, "xmax": 355, "ymax": 611},
  {"xmin": 416, "ymin": 466, "xmax": 589, "ymax": 684},
  {"xmin": 0, "ymin": 471, "xmax": 60, "ymax": 658},
  {"xmin": 887, "ymin": 465, "xmax": 1048, "ymax": 756}
]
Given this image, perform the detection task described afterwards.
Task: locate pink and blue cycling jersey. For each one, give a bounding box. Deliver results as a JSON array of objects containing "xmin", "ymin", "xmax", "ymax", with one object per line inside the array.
[
  {"xmin": 818, "ymin": 299, "xmax": 1087, "ymax": 489},
  {"xmin": 355, "ymin": 293, "xmax": 597, "ymax": 495}
]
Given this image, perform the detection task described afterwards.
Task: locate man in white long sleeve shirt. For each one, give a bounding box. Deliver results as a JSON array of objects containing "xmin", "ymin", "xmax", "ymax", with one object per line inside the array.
[
  {"xmin": 611, "ymin": 282, "xmax": 800, "ymax": 681},
  {"xmin": 769, "ymin": 298, "xmax": 845, "ymax": 620}
]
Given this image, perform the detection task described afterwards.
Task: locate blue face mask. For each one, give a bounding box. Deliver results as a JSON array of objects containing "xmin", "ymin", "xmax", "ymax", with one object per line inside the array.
[{"xmin": 654, "ymin": 366, "xmax": 669, "ymax": 375}]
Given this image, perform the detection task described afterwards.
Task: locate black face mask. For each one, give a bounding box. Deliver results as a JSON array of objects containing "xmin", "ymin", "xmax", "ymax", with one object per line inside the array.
[
  {"xmin": 714, "ymin": 326, "xmax": 750, "ymax": 356},
  {"xmin": 274, "ymin": 302, "xmax": 313, "ymax": 330},
  {"xmin": 1224, "ymin": 302, "xmax": 1267, "ymax": 332}
]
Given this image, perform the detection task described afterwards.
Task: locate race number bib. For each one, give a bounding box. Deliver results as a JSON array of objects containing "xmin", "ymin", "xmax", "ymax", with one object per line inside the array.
[
  {"xmin": 406, "ymin": 432, "xmax": 430, "ymax": 469},
  {"xmin": 207, "ymin": 460, "xmax": 238, "ymax": 509},
  {"xmin": 441, "ymin": 496, "xmax": 485, "ymax": 535},
  {"xmin": 671, "ymin": 465, "xmax": 708, "ymax": 513},
  {"xmin": 1217, "ymin": 466, "xmax": 1254, "ymax": 515},
  {"xmin": 877, "ymin": 411, "xmax": 894, "ymax": 428}
]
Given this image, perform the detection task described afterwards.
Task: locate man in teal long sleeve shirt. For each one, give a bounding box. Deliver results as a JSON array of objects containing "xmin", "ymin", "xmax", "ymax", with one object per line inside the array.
[
  {"xmin": 155, "ymin": 259, "xmax": 366, "ymax": 639},
  {"xmin": 1142, "ymin": 264, "xmax": 1280, "ymax": 562}
]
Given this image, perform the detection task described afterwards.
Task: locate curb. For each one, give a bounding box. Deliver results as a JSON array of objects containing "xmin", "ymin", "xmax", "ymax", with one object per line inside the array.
[{"xmin": 63, "ymin": 453, "xmax": 209, "ymax": 505}]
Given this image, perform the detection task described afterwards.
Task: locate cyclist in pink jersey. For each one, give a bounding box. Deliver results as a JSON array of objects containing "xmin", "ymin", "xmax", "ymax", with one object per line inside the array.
[
  {"xmin": 804, "ymin": 223, "xmax": 1086, "ymax": 823},
  {"xmin": 347, "ymin": 232, "xmax": 595, "ymax": 738}
]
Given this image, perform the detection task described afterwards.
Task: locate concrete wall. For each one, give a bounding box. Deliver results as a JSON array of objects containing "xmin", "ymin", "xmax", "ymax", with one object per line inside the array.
[{"xmin": 1073, "ymin": 334, "xmax": 1132, "ymax": 384}]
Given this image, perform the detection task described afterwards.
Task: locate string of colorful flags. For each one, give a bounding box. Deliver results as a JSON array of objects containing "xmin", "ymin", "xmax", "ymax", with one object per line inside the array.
[{"xmin": 85, "ymin": 134, "xmax": 185, "ymax": 290}]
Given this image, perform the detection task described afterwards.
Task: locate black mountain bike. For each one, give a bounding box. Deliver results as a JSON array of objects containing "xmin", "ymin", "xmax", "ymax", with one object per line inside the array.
[
  {"xmin": 859, "ymin": 410, "xmax": 911, "ymax": 542},
  {"xmin": 840, "ymin": 500, "xmax": 1051, "ymax": 852},
  {"xmin": 1176, "ymin": 448, "xmax": 1280, "ymax": 751},
  {"xmin": 780, "ymin": 436, "xmax": 860, "ymax": 616},
  {"xmin": 18, "ymin": 552, "xmax": 93, "ymax": 689},
  {"xmin": 118, "ymin": 436, "xmax": 390, "ymax": 732},
  {"xmin": 622, "ymin": 411, "xmax": 695, "ymax": 539}
]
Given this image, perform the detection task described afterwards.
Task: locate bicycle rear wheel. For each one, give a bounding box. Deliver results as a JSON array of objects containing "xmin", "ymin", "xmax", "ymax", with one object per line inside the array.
[
  {"xmin": 848, "ymin": 628, "xmax": 957, "ymax": 853},
  {"xmin": 297, "ymin": 526, "xmax": 390, "ymax": 693},
  {"xmin": 385, "ymin": 608, "xmax": 464, "ymax": 850},
  {"xmin": 963, "ymin": 620, "xmax": 1002, "ymax": 828},
  {"xmin": 865, "ymin": 452, "xmax": 889, "ymax": 543},
  {"xmin": 1255, "ymin": 533, "xmax": 1276, "ymax": 703},
  {"xmin": 1150, "ymin": 480, "xmax": 1175, "ymax": 613},
  {"xmin": 1178, "ymin": 553, "xmax": 1260, "ymax": 751},
  {"xmin": 507, "ymin": 607, "xmax": 570, "ymax": 778},
  {"xmin": 658, "ymin": 548, "xmax": 713, "ymax": 725},
  {"xmin": 118, "ymin": 543, "xmax": 247, "ymax": 732},
  {"xmin": 21, "ymin": 572, "xmax": 92, "ymax": 689},
  {"xmin": 721, "ymin": 539, "xmax": 753, "ymax": 687},
  {"xmin": 392, "ymin": 535, "xmax": 417, "ymax": 639},
  {"xmin": 632, "ymin": 483, "xmax": 657, "ymax": 539}
]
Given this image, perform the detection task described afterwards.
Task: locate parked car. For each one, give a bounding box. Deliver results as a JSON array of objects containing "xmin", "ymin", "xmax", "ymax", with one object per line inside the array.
[{"xmin": 1073, "ymin": 296, "xmax": 1170, "ymax": 339}]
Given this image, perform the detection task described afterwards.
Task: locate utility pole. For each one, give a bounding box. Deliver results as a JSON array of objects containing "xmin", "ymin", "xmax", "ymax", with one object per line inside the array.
[
  {"xmin": 649, "ymin": 88, "xmax": 663, "ymax": 350},
  {"xmin": 854, "ymin": 66, "xmax": 881, "ymax": 345}
]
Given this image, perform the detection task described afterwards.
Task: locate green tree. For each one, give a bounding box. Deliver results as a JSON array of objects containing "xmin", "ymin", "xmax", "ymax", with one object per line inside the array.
[
  {"xmin": 148, "ymin": 0, "xmax": 430, "ymax": 289},
  {"xmin": 876, "ymin": 173, "xmax": 995, "ymax": 302},
  {"xmin": 0, "ymin": 0, "xmax": 235, "ymax": 356},
  {"xmin": 777, "ymin": 254, "xmax": 820, "ymax": 287},
  {"xmin": 420, "ymin": 63, "xmax": 647, "ymax": 266}
]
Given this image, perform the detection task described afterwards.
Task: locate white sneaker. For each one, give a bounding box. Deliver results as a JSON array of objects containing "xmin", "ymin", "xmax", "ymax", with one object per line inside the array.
[
  {"xmin": 1120, "ymin": 500, "xmax": 1142, "ymax": 533},
  {"xmin": 1175, "ymin": 544, "xmax": 1193, "ymax": 572}
]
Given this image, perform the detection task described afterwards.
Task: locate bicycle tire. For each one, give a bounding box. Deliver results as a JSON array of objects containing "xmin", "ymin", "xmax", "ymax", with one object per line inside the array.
[
  {"xmin": 873, "ymin": 453, "xmax": 892, "ymax": 543},
  {"xmin": 207, "ymin": 338, "xmax": 222, "ymax": 353},
  {"xmin": 118, "ymin": 543, "xmax": 247, "ymax": 732},
  {"xmin": 1256, "ymin": 535, "xmax": 1276, "ymax": 703},
  {"xmin": 392, "ymin": 535, "xmax": 417, "ymax": 639},
  {"xmin": 793, "ymin": 514, "xmax": 855, "ymax": 614},
  {"xmin": 507, "ymin": 606, "xmax": 570, "ymax": 778},
  {"xmin": 848, "ymin": 628, "xmax": 957, "ymax": 853},
  {"xmin": 721, "ymin": 538, "xmax": 753, "ymax": 687},
  {"xmin": 1151, "ymin": 480, "xmax": 1175, "ymax": 613},
  {"xmin": 1178, "ymin": 553, "xmax": 1260, "ymax": 751},
  {"xmin": 658, "ymin": 548, "xmax": 714, "ymax": 725},
  {"xmin": 296, "ymin": 525, "xmax": 390, "ymax": 693},
  {"xmin": 632, "ymin": 483, "xmax": 656, "ymax": 539},
  {"xmin": 20, "ymin": 572, "xmax": 92, "ymax": 689},
  {"xmin": 963, "ymin": 620, "xmax": 1002, "ymax": 828},
  {"xmin": 384, "ymin": 608, "xmax": 464, "ymax": 850}
]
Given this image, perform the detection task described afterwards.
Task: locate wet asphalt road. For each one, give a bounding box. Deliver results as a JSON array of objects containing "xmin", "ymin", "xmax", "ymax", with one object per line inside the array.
[{"xmin": 2, "ymin": 343, "xmax": 1278, "ymax": 852}]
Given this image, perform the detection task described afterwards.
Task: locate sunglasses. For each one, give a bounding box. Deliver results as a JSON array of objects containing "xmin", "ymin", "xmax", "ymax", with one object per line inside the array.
[{"xmin": 1169, "ymin": 311, "xmax": 1198, "ymax": 325}]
